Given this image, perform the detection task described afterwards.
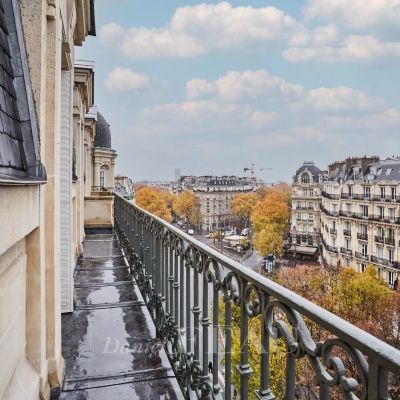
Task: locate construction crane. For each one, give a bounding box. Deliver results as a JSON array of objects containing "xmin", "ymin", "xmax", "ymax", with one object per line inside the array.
[{"xmin": 243, "ymin": 163, "xmax": 273, "ymax": 180}]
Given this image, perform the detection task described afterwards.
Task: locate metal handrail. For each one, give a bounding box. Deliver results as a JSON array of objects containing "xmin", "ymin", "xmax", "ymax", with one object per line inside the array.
[{"xmin": 114, "ymin": 194, "xmax": 400, "ymax": 399}]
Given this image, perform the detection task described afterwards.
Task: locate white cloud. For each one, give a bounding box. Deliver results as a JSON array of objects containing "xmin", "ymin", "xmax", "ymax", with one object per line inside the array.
[
  {"xmin": 101, "ymin": 2, "xmax": 299, "ymax": 59},
  {"xmin": 100, "ymin": 23, "xmax": 124, "ymax": 47},
  {"xmin": 283, "ymin": 35, "xmax": 400, "ymax": 63},
  {"xmin": 304, "ymin": 0, "xmax": 400, "ymax": 33},
  {"xmin": 303, "ymin": 86, "xmax": 386, "ymax": 112},
  {"xmin": 289, "ymin": 24, "xmax": 340, "ymax": 47},
  {"xmin": 186, "ymin": 70, "xmax": 304, "ymax": 101},
  {"xmin": 104, "ymin": 67, "xmax": 150, "ymax": 92}
]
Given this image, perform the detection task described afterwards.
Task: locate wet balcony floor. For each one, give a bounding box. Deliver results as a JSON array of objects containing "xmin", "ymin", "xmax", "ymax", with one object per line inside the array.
[{"xmin": 61, "ymin": 229, "xmax": 184, "ymax": 400}]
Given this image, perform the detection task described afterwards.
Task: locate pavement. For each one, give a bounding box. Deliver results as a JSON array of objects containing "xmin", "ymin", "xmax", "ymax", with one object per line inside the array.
[{"xmin": 61, "ymin": 229, "xmax": 184, "ymax": 400}]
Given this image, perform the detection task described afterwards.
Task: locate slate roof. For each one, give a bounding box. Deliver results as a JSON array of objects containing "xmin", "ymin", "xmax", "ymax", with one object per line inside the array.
[
  {"xmin": 294, "ymin": 161, "xmax": 323, "ymax": 182},
  {"xmin": 94, "ymin": 111, "xmax": 111, "ymax": 149},
  {"xmin": 347, "ymin": 158, "xmax": 400, "ymax": 183},
  {"xmin": 0, "ymin": 0, "xmax": 45, "ymax": 183}
]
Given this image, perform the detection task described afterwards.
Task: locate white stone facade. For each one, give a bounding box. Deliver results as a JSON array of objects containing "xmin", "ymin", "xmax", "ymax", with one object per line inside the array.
[
  {"xmin": 321, "ymin": 157, "xmax": 400, "ymax": 287},
  {"xmin": 290, "ymin": 162, "xmax": 323, "ymax": 257},
  {"xmin": 0, "ymin": 1, "xmax": 95, "ymax": 399}
]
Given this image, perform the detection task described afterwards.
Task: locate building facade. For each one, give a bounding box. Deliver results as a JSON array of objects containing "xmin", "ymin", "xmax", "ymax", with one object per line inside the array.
[
  {"xmin": 290, "ymin": 162, "xmax": 324, "ymax": 258},
  {"xmin": 178, "ymin": 175, "xmax": 256, "ymax": 232},
  {"xmin": 0, "ymin": 1, "xmax": 110, "ymax": 399},
  {"xmin": 321, "ymin": 157, "xmax": 400, "ymax": 287}
]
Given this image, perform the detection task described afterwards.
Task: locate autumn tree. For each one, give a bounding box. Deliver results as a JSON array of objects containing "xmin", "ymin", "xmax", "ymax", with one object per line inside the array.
[
  {"xmin": 173, "ymin": 190, "xmax": 201, "ymax": 228},
  {"xmin": 251, "ymin": 191, "xmax": 289, "ymax": 256},
  {"xmin": 230, "ymin": 192, "xmax": 258, "ymax": 230},
  {"xmin": 155, "ymin": 188, "xmax": 176, "ymax": 210},
  {"xmin": 135, "ymin": 186, "xmax": 172, "ymax": 222}
]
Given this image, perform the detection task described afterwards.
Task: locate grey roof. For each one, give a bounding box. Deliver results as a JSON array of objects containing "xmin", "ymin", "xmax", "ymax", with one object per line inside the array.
[
  {"xmin": 94, "ymin": 111, "xmax": 111, "ymax": 149},
  {"xmin": 295, "ymin": 162, "xmax": 322, "ymax": 182},
  {"xmin": 347, "ymin": 158, "xmax": 400, "ymax": 183},
  {"xmin": 0, "ymin": 0, "xmax": 46, "ymax": 183}
]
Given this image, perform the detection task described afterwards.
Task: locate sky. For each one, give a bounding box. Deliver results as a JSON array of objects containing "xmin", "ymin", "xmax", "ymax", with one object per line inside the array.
[{"xmin": 77, "ymin": 0, "xmax": 400, "ymax": 183}]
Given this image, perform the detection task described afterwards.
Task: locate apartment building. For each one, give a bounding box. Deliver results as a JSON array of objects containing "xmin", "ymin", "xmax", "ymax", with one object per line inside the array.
[
  {"xmin": 0, "ymin": 2, "xmax": 117, "ymax": 399},
  {"xmin": 321, "ymin": 157, "xmax": 400, "ymax": 287},
  {"xmin": 290, "ymin": 162, "xmax": 324, "ymax": 258},
  {"xmin": 178, "ymin": 175, "xmax": 257, "ymax": 232}
]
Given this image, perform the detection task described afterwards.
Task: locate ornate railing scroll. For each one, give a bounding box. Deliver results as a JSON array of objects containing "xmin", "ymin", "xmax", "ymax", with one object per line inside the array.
[{"xmin": 114, "ymin": 194, "xmax": 400, "ymax": 400}]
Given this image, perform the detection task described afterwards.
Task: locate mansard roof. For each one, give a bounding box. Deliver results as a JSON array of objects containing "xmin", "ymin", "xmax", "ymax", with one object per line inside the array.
[
  {"xmin": 0, "ymin": 0, "xmax": 46, "ymax": 183},
  {"xmin": 94, "ymin": 111, "xmax": 112, "ymax": 149}
]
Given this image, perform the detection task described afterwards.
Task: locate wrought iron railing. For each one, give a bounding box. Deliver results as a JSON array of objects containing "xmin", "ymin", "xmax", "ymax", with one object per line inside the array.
[{"xmin": 114, "ymin": 194, "xmax": 400, "ymax": 399}]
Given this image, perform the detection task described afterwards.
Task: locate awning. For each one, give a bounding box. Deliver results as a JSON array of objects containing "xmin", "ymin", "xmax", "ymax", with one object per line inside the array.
[{"xmin": 288, "ymin": 246, "xmax": 317, "ymax": 255}]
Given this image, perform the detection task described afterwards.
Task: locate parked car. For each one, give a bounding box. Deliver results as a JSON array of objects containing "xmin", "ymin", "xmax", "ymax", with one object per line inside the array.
[
  {"xmin": 224, "ymin": 230, "xmax": 235, "ymax": 236},
  {"xmin": 188, "ymin": 229, "xmax": 194, "ymax": 235}
]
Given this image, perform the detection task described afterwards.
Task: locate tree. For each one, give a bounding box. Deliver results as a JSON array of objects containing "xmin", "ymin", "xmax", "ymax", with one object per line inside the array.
[
  {"xmin": 155, "ymin": 188, "xmax": 177, "ymax": 210},
  {"xmin": 230, "ymin": 192, "xmax": 258, "ymax": 229},
  {"xmin": 173, "ymin": 190, "xmax": 201, "ymax": 228},
  {"xmin": 250, "ymin": 191, "xmax": 289, "ymax": 256},
  {"xmin": 135, "ymin": 186, "xmax": 172, "ymax": 222},
  {"xmin": 253, "ymin": 225, "xmax": 285, "ymax": 256}
]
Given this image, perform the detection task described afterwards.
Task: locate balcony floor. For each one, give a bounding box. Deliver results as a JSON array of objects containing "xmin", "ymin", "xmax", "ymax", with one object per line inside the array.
[{"xmin": 61, "ymin": 229, "xmax": 184, "ymax": 400}]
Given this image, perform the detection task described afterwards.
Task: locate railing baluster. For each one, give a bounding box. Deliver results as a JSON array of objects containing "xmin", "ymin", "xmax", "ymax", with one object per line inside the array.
[
  {"xmin": 180, "ymin": 244, "xmax": 185, "ymax": 332},
  {"xmin": 212, "ymin": 279, "xmax": 220, "ymax": 396},
  {"xmin": 193, "ymin": 254, "xmax": 200, "ymax": 363},
  {"xmin": 201, "ymin": 259, "xmax": 210, "ymax": 396},
  {"xmin": 186, "ymin": 248, "xmax": 192, "ymax": 354},
  {"xmin": 174, "ymin": 243, "xmax": 179, "ymax": 328},
  {"xmin": 169, "ymin": 243, "xmax": 174, "ymax": 318},
  {"xmin": 237, "ymin": 280, "xmax": 253, "ymax": 399},
  {"xmin": 257, "ymin": 294, "xmax": 274, "ymax": 400},
  {"xmin": 225, "ymin": 294, "xmax": 232, "ymax": 400}
]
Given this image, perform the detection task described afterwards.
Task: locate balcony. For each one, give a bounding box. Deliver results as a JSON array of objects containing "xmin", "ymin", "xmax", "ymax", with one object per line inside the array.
[
  {"xmin": 112, "ymin": 195, "xmax": 400, "ymax": 398},
  {"xmin": 375, "ymin": 235, "xmax": 385, "ymax": 244},
  {"xmin": 295, "ymin": 205, "xmax": 315, "ymax": 211},
  {"xmin": 385, "ymin": 237, "xmax": 395, "ymax": 246},
  {"xmin": 357, "ymin": 232, "xmax": 368, "ymax": 241},
  {"xmin": 340, "ymin": 247, "xmax": 353, "ymax": 256},
  {"xmin": 355, "ymin": 251, "xmax": 369, "ymax": 261},
  {"xmin": 320, "ymin": 205, "xmax": 339, "ymax": 217},
  {"xmin": 321, "ymin": 191, "xmax": 340, "ymax": 200},
  {"xmin": 61, "ymin": 228, "xmax": 184, "ymax": 399},
  {"xmin": 343, "ymin": 229, "xmax": 352, "ymax": 237}
]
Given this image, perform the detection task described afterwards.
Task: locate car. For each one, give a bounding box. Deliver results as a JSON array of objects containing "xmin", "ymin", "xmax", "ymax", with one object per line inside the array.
[
  {"xmin": 224, "ymin": 230, "xmax": 235, "ymax": 236},
  {"xmin": 241, "ymin": 228, "xmax": 251, "ymax": 236},
  {"xmin": 181, "ymin": 225, "xmax": 186, "ymax": 230},
  {"xmin": 188, "ymin": 229, "xmax": 194, "ymax": 235}
]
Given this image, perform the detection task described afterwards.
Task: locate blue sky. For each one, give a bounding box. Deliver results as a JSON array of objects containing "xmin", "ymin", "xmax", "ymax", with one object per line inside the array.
[{"xmin": 77, "ymin": 0, "xmax": 400, "ymax": 183}]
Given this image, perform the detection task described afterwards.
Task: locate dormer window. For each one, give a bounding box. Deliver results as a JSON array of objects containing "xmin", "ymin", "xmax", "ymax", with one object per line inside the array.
[{"xmin": 301, "ymin": 173, "xmax": 310, "ymax": 184}]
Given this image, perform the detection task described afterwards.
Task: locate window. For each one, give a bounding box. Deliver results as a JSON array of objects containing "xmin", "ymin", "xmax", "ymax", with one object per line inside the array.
[
  {"xmin": 388, "ymin": 208, "xmax": 395, "ymax": 220},
  {"xmin": 361, "ymin": 205, "xmax": 369, "ymax": 218},
  {"xmin": 363, "ymin": 186, "xmax": 371, "ymax": 198},
  {"xmin": 377, "ymin": 226, "xmax": 384, "ymax": 238},
  {"xmin": 348, "ymin": 186, "xmax": 353, "ymax": 197},
  {"xmin": 387, "ymin": 228, "xmax": 394, "ymax": 240},
  {"xmin": 388, "ymin": 271, "xmax": 394, "ymax": 286},
  {"xmin": 380, "ymin": 186, "xmax": 386, "ymax": 199},
  {"xmin": 360, "ymin": 243, "xmax": 368, "ymax": 257},
  {"xmin": 376, "ymin": 246, "xmax": 383, "ymax": 258},
  {"xmin": 378, "ymin": 206, "xmax": 385, "ymax": 219},
  {"xmin": 301, "ymin": 173, "xmax": 310, "ymax": 184},
  {"xmin": 360, "ymin": 224, "xmax": 367, "ymax": 235},
  {"xmin": 345, "ymin": 239, "xmax": 350, "ymax": 250},
  {"xmin": 100, "ymin": 165, "xmax": 109, "ymax": 188},
  {"xmin": 391, "ymin": 187, "xmax": 397, "ymax": 200},
  {"xmin": 346, "ymin": 203, "xmax": 352, "ymax": 213},
  {"xmin": 388, "ymin": 249, "xmax": 394, "ymax": 263},
  {"xmin": 359, "ymin": 263, "xmax": 366, "ymax": 273}
]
